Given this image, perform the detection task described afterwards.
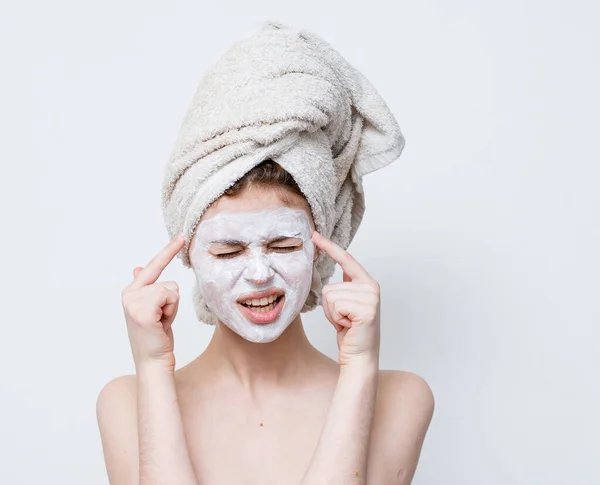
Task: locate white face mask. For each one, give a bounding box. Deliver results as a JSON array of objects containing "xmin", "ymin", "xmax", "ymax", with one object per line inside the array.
[{"xmin": 190, "ymin": 207, "xmax": 315, "ymax": 343}]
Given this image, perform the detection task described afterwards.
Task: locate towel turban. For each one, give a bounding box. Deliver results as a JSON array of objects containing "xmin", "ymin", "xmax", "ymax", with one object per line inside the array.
[{"xmin": 161, "ymin": 21, "xmax": 405, "ymax": 324}]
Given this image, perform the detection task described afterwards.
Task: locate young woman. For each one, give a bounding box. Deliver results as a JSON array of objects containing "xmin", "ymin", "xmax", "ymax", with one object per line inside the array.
[{"xmin": 97, "ymin": 161, "xmax": 435, "ymax": 485}]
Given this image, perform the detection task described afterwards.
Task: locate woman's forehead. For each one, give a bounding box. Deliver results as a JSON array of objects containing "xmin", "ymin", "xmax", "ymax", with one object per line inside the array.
[{"xmin": 196, "ymin": 207, "xmax": 311, "ymax": 241}]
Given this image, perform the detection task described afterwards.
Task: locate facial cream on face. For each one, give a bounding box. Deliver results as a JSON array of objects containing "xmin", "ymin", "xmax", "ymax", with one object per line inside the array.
[{"xmin": 190, "ymin": 207, "xmax": 314, "ymax": 343}]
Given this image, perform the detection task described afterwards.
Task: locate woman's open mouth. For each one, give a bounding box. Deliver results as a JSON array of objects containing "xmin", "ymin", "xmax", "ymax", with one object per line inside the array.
[{"xmin": 237, "ymin": 290, "xmax": 285, "ymax": 324}]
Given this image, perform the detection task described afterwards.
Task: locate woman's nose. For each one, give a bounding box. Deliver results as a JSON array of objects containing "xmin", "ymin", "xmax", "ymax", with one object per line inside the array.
[{"xmin": 243, "ymin": 253, "xmax": 275, "ymax": 285}]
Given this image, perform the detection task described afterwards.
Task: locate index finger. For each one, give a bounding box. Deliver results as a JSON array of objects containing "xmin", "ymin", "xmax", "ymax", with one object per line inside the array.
[
  {"xmin": 129, "ymin": 233, "xmax": 185, "ymax": 289},
  {"xmin": 311, "ymin": 231, "xmax": 372, "ymax": 282}
]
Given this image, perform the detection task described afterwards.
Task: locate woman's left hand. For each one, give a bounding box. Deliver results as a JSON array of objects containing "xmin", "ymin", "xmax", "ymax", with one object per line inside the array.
[{"xmin": 311, "ymin": 231, "xmax": 381, "ymax": 368}]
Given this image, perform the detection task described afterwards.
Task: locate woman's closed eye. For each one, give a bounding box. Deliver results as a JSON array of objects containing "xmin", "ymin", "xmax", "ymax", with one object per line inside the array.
[
  {"xmin": 270, "ymin": 245, "xmax": 301, "ymax": 253},
  {"xmin": 208, "ymin": 242, "xmax": 246, "ymax": 259},
  {"xmin": 213, "ymin": 250, "xmax": 243, "ymax": 259},
  {"xmin": 269, "ymin": 238, "xmax": 303, "ymax": 253}
]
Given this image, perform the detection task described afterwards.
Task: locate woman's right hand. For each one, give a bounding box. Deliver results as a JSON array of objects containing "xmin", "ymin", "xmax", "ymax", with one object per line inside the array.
[{"xmin": 121, "ymin": 233, "xmax": 186, "ymax": 370}]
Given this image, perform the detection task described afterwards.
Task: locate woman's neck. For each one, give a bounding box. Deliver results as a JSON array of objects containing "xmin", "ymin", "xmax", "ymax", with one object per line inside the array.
[{"xmin": 198, "ymin": 316, "xmax": 327, "ymax": 391}]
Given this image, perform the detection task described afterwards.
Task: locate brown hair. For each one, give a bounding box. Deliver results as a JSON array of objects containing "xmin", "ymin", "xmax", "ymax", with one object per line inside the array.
[{"xmin": 223, "ymin": 160, "xmax": 306, "ymax": 205}]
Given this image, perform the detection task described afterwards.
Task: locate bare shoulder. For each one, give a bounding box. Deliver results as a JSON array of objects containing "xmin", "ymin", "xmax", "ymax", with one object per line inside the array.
[
  {"xmin": 96, "ymin": 375, "xmax": 138, "ymax": 484},
  {"xmin": 96, "ymin": 374, "xmax": 137, "ymax": 420},
  {"xmin": 374, "ymin": 369, "xmax": 435, "ymax": 443},
  {"xmin": 377, "ymin": 370, "xmax": 435, "ymax": 416},
  {"xmin": 368, "ymin": 370, "xmax": 435, "ymax": 484}
]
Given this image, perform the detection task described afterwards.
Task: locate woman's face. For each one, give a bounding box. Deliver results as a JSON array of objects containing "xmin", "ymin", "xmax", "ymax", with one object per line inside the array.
[{"xmin": 189, "ymin": 187, "xmax": 316, "ymax": 343}]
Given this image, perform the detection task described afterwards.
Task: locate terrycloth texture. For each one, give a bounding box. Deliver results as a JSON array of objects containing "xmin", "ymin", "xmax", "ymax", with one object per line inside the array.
[{"xmin": 162, "ymin": 21, "xmax": 405, "ymax": 325}]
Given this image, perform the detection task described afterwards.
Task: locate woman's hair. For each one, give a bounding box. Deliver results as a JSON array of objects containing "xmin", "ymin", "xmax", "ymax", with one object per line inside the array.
[{"xmin": 223, "ymin": 160, "xmax": 305, "ymax": 203}]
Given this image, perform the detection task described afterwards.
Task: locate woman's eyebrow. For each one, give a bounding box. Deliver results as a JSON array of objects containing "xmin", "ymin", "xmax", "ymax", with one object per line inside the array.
[
  {"xmin": 268, "ymin": 234, "xmax": 302, "ymax": 243},
  {"xmin": 209, "ymin": 238, "xmax": 246, "ymax": 246}
]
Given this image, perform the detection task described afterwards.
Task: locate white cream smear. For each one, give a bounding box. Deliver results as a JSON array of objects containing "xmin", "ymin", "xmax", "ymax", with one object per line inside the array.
[{"xmin": 190, "ymin": 207, "xmax": 315, "ymax": 343}]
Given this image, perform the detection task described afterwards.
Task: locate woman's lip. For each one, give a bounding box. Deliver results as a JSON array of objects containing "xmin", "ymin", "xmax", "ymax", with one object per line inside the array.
[
  {"xmin": 238, "ymin": 295, "xmax": 285, "ymax": 325},
  {"xmin": 236, "ymin": 287, "xmax": 284, "ymax": 303}
]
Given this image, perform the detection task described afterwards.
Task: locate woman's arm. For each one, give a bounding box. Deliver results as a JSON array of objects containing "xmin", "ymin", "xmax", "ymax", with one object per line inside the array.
[
  {"xmin": 97, "ymin": 234, "xmax": 199, "ymax": 485},
  {"xmin": 96, "ymin": 360, "xmax": 198, "ymax": 485},
  {"xmin": 126, "ymin": 236, "xmax": 199, "ymax": 485},
  {"xmin": 136, "ymin": 360, "xmax": 198, "ymax": 485},
  {"xmin": 97, "ymin": 375, "xmax": 139, "ymax": 485},
  {"xmin": 302, "ymin": 232, "xmax": 383, "ymax": 485},
  {"xmin": 300, "ymin": 357, "xmax": 379, "ymax": 485}
]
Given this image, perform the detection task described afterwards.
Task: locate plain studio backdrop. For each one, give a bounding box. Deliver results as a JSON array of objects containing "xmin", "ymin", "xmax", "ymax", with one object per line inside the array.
[{"xmin": 1, "ymin": 0, "xmax": 598, "ymax": 483}]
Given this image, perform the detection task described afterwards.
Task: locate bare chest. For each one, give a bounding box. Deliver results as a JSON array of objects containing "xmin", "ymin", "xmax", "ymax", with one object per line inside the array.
[{"xmin": 180, "ymin": 391, "xmax": 331, "ymax": 485}]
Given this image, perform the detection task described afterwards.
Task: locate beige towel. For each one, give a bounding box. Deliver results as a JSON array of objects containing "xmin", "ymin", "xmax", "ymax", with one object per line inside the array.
[{"xmin": 162, "ymin": 21, "xmax": 405, "ymax": 325}]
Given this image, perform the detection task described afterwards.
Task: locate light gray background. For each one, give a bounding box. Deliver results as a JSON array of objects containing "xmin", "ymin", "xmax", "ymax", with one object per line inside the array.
[{"xmin": 1, "ymin": 0, "xmax": 598, "ymax": 483}]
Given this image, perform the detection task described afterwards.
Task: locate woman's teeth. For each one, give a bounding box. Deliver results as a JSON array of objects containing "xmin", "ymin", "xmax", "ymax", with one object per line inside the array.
[{"xmin": 241, "ymin": 294, "xmax": 281, "ymax": 312}]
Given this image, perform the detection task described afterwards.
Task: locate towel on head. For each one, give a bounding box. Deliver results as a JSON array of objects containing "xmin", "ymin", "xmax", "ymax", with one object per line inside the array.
[{"xmin": 162, "ymin": 21, "xmax": 405, "ymax": 325}]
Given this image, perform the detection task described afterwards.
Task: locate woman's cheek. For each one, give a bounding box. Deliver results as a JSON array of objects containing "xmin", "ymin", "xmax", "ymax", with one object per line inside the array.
[
  {"xmin": 202, "ymin": 280, "xmax": 222, "ymax": 307},
  {"xmin": 271, "ymin": 252, "xmax": 313, "ymax": 284},
  {"xmin": 203, "ymin": 259, "xmax": 243, "ymax": 291}
]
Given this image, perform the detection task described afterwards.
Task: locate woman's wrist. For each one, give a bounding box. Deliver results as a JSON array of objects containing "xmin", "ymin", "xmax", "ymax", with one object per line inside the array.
[
  {"xmin": 337, "ymin": 354, "xmax": 379, "ymax": 399},
  {"xmin": 135, "ymin": 353, "xmax": 177, "ymax": 377},
  {"xmin": 340, "ymin": 352, "xmax": 379, "ymax": 375}
]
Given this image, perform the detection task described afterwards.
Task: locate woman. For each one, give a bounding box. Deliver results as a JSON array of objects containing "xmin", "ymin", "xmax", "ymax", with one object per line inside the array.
[{"xmin": 97, "ymin": 24, "xmax": 434, "ymax": 485}]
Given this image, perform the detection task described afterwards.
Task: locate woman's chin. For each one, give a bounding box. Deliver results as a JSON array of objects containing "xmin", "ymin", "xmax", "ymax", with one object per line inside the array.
[
  {"xmin": 232, "ymin": 317, "xmax": 293, "ymax": 344},
  {"xmin": 243, "ymin": 331, "xmax": 282, "ymax": 344}
]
